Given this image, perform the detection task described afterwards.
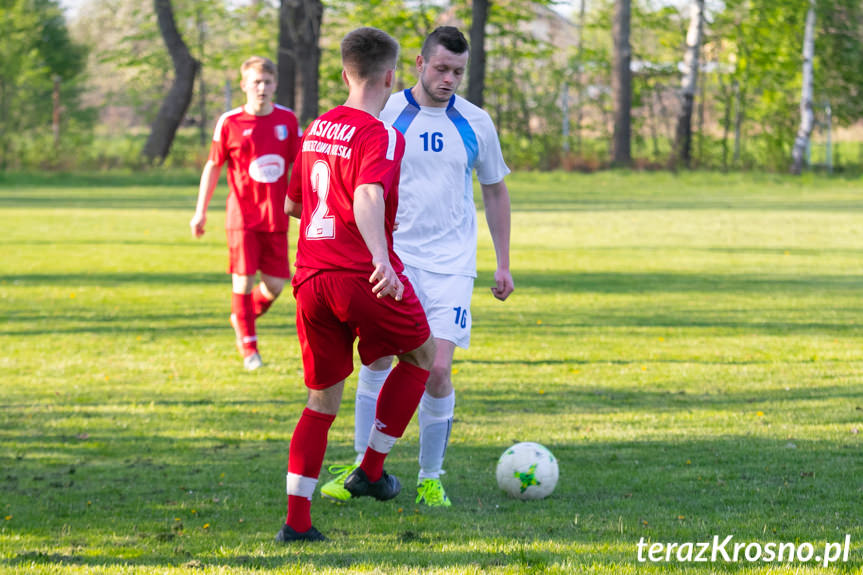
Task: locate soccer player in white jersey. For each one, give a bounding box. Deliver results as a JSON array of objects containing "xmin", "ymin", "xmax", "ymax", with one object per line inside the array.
[{"xmin": 319, "ymin": 26, "xmax": 514, "ymax": 507}]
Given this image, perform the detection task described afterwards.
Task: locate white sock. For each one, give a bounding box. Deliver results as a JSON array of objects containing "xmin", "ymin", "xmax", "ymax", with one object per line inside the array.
[
  {"xmin": 354, "ymin": 364, "xmax": 390, "ymax": 462},
  {"xmin": 418, "ymin": 391, "xmax": 455, "ymax": 481}
]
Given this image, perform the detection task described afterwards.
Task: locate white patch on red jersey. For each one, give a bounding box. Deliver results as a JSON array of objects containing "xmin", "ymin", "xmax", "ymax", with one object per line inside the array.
[
  {"xmin": 275, "ymin": 125, "xmax": 288, "ymax": 141},
  {"xmin": 384, "ymin": 124, "xmax": 397, "ymax": 161},
  {"xmin": 242, "ymin": 128, "xmax": 253, "ymax": 137},
  {"xmin": 248, "ymin": 154, "xmax": 285, "ymax": 183}
]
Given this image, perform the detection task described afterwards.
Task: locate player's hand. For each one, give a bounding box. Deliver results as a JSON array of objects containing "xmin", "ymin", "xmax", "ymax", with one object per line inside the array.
[
  {"xmin": 369, "ymin": 261, "xmax": 404, "ymax": 301},
  {"xmin": 491, "ymin": 268, "xmax": 514, "ymax": 301},
  {"xmin": 393, "ymin": 219, "xmax": 400, "ymax": 231},
  {"xmin": 190, "ymin": 212, "xmax": 206, "ymax": 238}
]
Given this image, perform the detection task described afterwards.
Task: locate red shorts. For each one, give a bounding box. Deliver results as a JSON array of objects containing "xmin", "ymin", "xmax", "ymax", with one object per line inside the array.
[
  {"xmin": 294, "ymin": 270, "xmax": 431, "ymax": 389},
  {"xmin": 226, "ymin": 229, "xmax": 290, "ymax": 278}
]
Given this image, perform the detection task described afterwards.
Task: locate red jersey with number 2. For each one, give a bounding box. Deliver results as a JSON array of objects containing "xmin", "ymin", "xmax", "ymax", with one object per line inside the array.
[
  {"xmin": 288, "ymin": 105, "xmax": 405, "ymax": 287},
  {"xmin": 209, "ymin": 104, "xmax": 300, "ymax": 232}
]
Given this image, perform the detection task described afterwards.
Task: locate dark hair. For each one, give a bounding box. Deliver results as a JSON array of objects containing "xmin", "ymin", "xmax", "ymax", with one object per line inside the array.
[
  {"xmin": 341, "ymin": 27, "xmax": 400, "ymax": 80},
  {"xmin": 421, "ymin": 26, "xmax": 469, "ymax": 60}
]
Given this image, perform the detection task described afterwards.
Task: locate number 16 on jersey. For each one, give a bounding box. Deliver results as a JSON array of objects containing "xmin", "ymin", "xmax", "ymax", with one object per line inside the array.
[{"xmin": 306, "ymin": 160, "xmax": 335, "ymax": 239}]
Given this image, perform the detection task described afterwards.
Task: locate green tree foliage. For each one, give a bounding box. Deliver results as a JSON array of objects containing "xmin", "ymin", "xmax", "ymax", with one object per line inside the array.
[
  {"xmin": 813, "ymin": 0, "xmax": 863, "ymax": 124},
  {"xmin": 0, "ymin": 0, "xmax": 88, "ymax": 169},
  {"xmin": 316, "ymin": 0, "xmax": 444, "ymax": 117},
  {"xmin": 457, "ymin": 0, "xmax": 568, "ymax": 169},
  {"xmin": 18, "ymin": 0, "xmax": 863, "ymax": 171}
]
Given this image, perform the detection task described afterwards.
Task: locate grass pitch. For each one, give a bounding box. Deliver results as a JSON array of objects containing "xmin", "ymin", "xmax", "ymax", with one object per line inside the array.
[{"xmin": 1, "ymin": 170, "xmax": 861, "ymax": 574}]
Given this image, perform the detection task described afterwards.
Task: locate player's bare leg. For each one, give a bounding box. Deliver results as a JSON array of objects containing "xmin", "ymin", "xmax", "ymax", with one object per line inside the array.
[
  {"xmin": 254, "ymin": 273, "xmax": 284, "ymax": 317},
  {"xmin": 415, "ymin": 338, "xmax": 455, "ymax": 506}
]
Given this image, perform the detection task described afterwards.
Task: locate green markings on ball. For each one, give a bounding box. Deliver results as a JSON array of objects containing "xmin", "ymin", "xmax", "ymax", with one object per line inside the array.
[{"xmin": 514, "ymin": 463, "xmax": 540, "ymax": 493}]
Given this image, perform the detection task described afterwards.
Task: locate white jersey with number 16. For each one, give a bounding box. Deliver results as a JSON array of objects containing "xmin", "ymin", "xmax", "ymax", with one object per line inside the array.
[{"xmin": 380, "ymin": 89, "xmax": 510, "ymax": 277}]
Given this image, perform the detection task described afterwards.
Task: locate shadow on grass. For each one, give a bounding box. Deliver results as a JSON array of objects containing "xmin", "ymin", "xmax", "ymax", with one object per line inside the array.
[
  {"xmin": 1, "ymin": 431, "xmax": 861, "ymax": 572},
  {"xmin": 4, "ymin": 269, "xmax": 861, "ymax": 338},
  {"xmin": 3, "ymin": 172, "xmax": 862, "ymax": 214},
  {"xmin": 459, "ymin": 382, "xmax": 863, "ymax": 418},
  {"xmin": 477, "ymin": 270, "xmax": 863, "ymax": 295}
]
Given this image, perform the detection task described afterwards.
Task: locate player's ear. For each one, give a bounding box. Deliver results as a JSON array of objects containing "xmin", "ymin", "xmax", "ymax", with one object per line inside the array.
[
  {"xmin": 341, "ymin": 68, "xmax": 350, "ymax": 88},
  {"xmin": 384, "ymin": 68, "xmax": 394, "ymax": 89},
  {"xmin": 415, "ymin": 54, "xmax": 424, "ymax": 73}
]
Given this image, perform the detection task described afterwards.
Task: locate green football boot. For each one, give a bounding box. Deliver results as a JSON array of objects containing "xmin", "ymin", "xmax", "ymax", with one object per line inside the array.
[
  {"xmin": 319, "ymin": 463, "xmax": 358, "ymax": 502},
  {"xmin": 415, "ymin": 478, "xmax": 452, "ymax": 507}
]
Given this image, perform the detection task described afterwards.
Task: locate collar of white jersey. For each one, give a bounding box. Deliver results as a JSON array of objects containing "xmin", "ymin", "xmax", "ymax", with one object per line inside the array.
[{"xmin": 404, "ymin": 88, "xmax": 456, "ymax": 111}]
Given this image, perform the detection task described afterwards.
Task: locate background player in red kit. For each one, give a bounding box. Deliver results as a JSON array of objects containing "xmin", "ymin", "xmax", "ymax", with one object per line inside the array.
[
  {"xmin": 190, "ymin": 56, "xmax": 300, "ymax": 370},
  {"xmin": 274, "ymin": 27, "xmax": 436, "ymax": 543}
]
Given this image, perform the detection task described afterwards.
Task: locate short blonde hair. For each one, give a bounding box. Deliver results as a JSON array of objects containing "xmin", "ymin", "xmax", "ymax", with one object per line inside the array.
[{"xmin": 241, "ymin": 56, "xmax": 276, "ymax": 79}]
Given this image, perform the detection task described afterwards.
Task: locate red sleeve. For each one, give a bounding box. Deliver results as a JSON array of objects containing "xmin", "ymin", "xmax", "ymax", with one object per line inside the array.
[
  {"xmin": 356, "ymin": 125, "xmax": 403, "ymax": 197},
  {"xmin": 207, "ymin": 117, "xmax": 228, "ymax": 166},
  {"xmin": 286, "ymin": 112, "xmax": 301, "ymax": 164},
  {"xmin": 291, "ymin": 116, "xmax": 302, "ymax": 161},
  {"xmin": 287, "ymin": 149, "xmax": 303, "ymax": 203}
]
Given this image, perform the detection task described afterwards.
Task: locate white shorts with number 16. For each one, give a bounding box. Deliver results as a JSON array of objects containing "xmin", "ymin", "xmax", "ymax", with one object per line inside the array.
[{"xmin": 402, "ymin": 263, "xmax": 474, "ymax": 349}]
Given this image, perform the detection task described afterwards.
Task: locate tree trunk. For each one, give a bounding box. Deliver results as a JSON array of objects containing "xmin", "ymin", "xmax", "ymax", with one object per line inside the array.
[
  {"xmin": 467, "ymin": 0, "xmax": 489, "ymax": 107},
  {"xmin": 142, "ymin": 0, "xmax": 200, "ymax": 164},
  {"xmin": 733, "ymin": 82, "xmax": 744, "ymax": 165},
  {"xmin": 673, "ymin": 0, "xmax": 704, "ymax": 168},
  {"xmin": 297, "ymin": 0, "xmax": 323, "ymax": 126},
  {"xmin": 790, "ymin": 0, "xmax": 816, "ymax": 174},
  {"xmin": 279, "ymin": 0, "xmax": 322, "ymax": 126},
  {"xmin": 277, "ymin": 0, "xmax": 297, "ymax": 110},
  {"xmin": 0, "ymin": 78, "xmax": 7, "ymax": 170},
  {"xmin": 611, "ymin": 0, "xmax": 632, "ymax": 166},
  {"xmin": 196, "ymin": 7, "xmax": 207, "ymax": 147},
  {"xmin": 643, "ymin": 76, "xmax": 659, "ymax": 160},
  {"xmin": 574, "ymin": 0, "xmax": 587, "ymax": 154},
  {"xmin": 717, "ymin": 72, "xmax": 732, "ymax": 171}
]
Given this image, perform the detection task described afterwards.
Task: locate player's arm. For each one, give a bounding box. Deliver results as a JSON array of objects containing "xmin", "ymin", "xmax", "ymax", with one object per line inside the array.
[
  {"xmin": 354, "ymin": 183, "xmax": 403, "ymax": 301},
  {"xmin": 284, "ymin": 165, "xmax": 302, "ymax": 219},
  {"xmin": 285, "ymin": 196, "xmax": 302, "ymax": 219},
  {"xmin": 191, "ymin": 160, "xmax": 222, "ymax": 238},
  {"xmin": 480, "ymin": 179, "xmax": 514, "ymax": 301}
]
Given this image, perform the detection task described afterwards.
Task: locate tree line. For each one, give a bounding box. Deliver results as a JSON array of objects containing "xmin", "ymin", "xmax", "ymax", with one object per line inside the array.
[{"xmin": 2, "ymin": 0, "xmax": 862, "ymax": 173}]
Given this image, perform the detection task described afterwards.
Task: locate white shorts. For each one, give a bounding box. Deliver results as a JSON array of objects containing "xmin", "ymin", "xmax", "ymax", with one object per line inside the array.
[{"xmin": 402, "ymin": 264, "xmax": 474, "ymax": 349}]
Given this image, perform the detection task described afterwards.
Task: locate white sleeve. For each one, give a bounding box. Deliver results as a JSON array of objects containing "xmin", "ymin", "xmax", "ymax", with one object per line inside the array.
[{"xmin": 474, "ymin": 113, "xmax": 510, "ymax": 185}]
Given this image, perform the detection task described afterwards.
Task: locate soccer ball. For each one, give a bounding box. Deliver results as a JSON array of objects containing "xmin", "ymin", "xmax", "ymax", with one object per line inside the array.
[{"xmin": 495, "ymin": 442, "xmax": 559, "ymax": 500}]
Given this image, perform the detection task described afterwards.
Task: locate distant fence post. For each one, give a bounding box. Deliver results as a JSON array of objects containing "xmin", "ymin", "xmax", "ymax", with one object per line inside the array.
[
  {"xmin": 562, "ymin": 82, "xmax": 570, "ymax": 153},
  {"xmin": 824, "ymin": 100, "xmax": 832, "ymax": 174},
  {"xmin": 52, "ymin": 75, "xmax": 62, "ymax": 149}
]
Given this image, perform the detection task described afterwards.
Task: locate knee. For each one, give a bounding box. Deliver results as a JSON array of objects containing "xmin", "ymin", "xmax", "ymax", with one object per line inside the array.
[
  {"xmin": 426, "ymin": 362, "xmax": 451, "ymax": 394},
  {"xmin": 261, "ymin": 278, "xmax": 284, "ymax": 299},
  {"xmin": 399, "ymin": 336, "xmax": 435, "ymax": 372},
  {"xmin": 366, "ymin": 356, "xmax": 393, "ymax": 371}
]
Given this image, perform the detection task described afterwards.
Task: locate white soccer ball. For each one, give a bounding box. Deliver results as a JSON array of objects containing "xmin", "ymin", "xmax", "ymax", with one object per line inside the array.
[{"xmin": 495, "ymin": 442, "xmax": 559, "ymax": 500}]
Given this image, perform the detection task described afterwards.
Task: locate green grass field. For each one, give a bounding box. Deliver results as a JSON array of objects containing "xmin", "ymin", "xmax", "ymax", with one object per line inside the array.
[{"xmin": 1, "ymin": 170, "xmax": 862, "ymax": 574}]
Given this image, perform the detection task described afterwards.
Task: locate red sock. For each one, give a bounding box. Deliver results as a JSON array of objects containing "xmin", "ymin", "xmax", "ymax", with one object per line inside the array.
[
  {"xmin": 360, "ymin": 361, "xmax": 429, "ymax": 482},
  {"xmin": 286, "ymin": 408, "xmax": 335, "ymax": 532},
  {"xmin": 231, "ymin": 292, "xmax": 257, "ymax": 355},
  {"xmin": 251, "ymin": 285, "xmax": 275, "ymax": 318}
]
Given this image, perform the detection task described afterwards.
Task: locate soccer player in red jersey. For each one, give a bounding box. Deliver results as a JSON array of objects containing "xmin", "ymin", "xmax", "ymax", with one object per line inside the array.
[
  {"xmin": 274, "ymin": 27, "xmax": 436, "ymax": 543},
  {"xmin": 190, "ymin": 56, "xmax": 300, "ymax": 370}
]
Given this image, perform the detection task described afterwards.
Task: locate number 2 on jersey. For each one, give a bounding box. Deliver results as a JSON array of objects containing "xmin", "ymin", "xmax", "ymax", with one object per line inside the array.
[{"xmin": 306, "ymin": 160, "xmax": 335, "ymax": 239}]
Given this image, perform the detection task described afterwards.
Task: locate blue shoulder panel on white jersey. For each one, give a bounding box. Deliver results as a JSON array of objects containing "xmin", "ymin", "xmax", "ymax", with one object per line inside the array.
[
  {"xmin": 392, "ymin": 89, "xmax": 420, "ymax": 134},
  {"xmin": 445, "ymin": 96, "xmax": 479, "ymax": 168}
]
